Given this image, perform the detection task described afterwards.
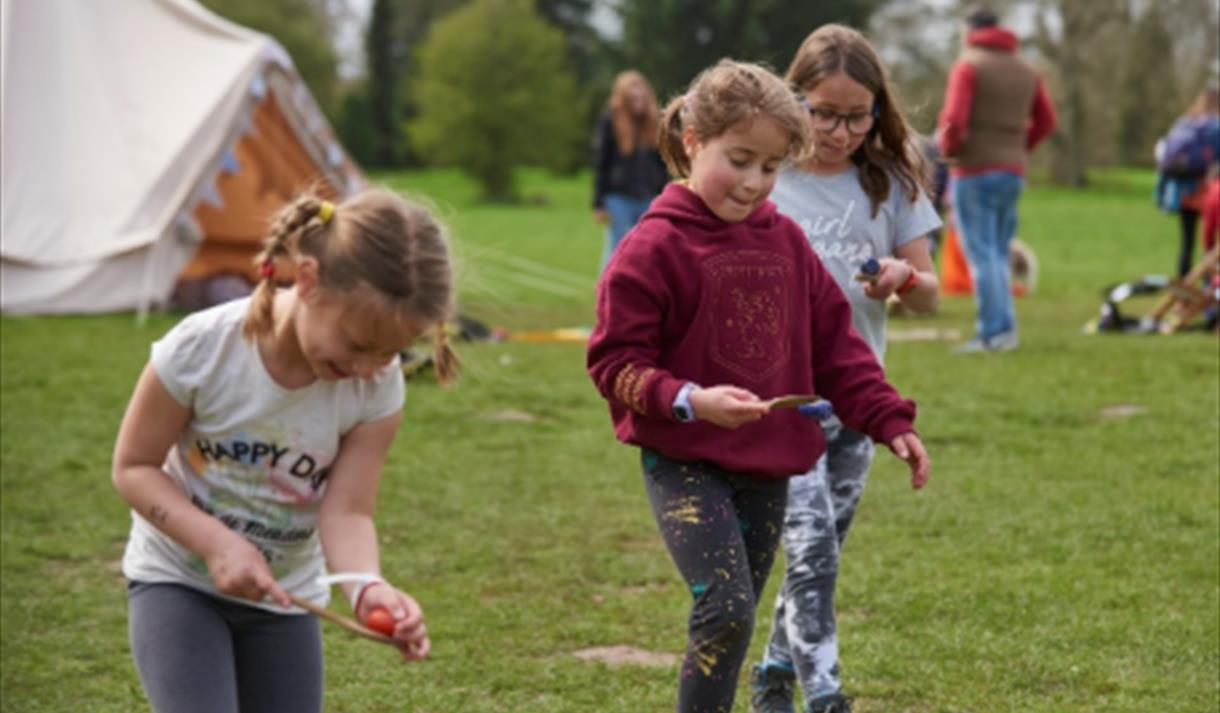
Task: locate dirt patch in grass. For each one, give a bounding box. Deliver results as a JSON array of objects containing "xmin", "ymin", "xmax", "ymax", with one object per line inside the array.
[
  {"xmin": 1099, "ymin": 403, "xmax": 1146, "ymax": 418},
  {"xmin": 483, "ymin": 409, "xmax": 538, "ymax": 422},
  {"xmin": 887, "ymin": 327, "xmax": 962, "ymax": 343},
  {"xmin": 572, "ymin": 645, "xmax": 679, "ymax": 668}
]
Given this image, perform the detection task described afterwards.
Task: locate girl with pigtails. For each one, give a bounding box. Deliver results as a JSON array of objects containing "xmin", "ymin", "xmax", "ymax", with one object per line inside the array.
[
  {"xmin": 113, "ymin": 189, "xmax": 457, "ymax": 712},
  {"xmin": 587, "ymin": 59, "xmax": 930, "ymax": 713}
]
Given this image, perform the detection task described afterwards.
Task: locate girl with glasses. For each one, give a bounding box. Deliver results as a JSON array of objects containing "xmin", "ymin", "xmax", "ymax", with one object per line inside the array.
[{"xmin": 748, "ymin": 24, "xmax": 941, "ymax": 713}]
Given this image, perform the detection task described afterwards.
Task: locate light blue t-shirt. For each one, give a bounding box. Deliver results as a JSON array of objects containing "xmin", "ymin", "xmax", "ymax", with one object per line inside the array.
[{"xmin": 771, "ymin": 166, "xmax": 941, "ymax": 362}]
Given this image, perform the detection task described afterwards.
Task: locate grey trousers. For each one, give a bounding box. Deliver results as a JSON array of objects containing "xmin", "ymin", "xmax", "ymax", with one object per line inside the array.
[
  {"xmin": 761, "ymin": 421, "xmax": 875, "ymax": 699},
  {"xmin": 128, "ymin": 581, "xmax": 323, "ymax": 713}
]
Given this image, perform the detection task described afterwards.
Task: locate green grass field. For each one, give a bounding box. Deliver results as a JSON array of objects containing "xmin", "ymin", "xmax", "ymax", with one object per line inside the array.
[{"xmin": 2, "ymin": 168, "xmax": 1217, "ymax": 712}]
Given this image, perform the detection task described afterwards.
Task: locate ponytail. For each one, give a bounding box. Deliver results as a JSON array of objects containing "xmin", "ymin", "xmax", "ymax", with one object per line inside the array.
[
  {"xmin": 430, "ymin": 323, "xmax": 460, "ymax": 386},
  {"xmin": 658, "ymin": 61, "xmax": 810, "ymax": 180},
  {"xmin": 658, "ymin": 95, "xmax": 691, "ymax": 178}
]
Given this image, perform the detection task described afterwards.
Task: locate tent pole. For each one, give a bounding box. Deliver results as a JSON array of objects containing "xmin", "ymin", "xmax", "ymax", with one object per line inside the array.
[{"xmin": 136, "ymin": 240, "xmax": 158, "ymax": 326}]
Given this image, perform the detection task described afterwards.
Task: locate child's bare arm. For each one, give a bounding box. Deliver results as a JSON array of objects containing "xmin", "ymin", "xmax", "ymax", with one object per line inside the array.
[
  {"xmin": 319, "ymin": 411, "xmax": 429, "ymax": 661},
  {"xmin": 112, "ymin": 364, "xmax": 290, "ymax": 607}
]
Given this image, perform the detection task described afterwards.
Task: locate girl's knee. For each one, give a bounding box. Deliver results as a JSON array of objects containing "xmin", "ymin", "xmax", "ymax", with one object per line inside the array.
[
  {"xmin": 781, "ymin": 510, "xmax": 837, "ymax": 559},
  {"xmin": 689, "ymin": 585, "xmax": 756, "ymax": 649},
  {"xmin": 782, "ymin": 544, "xmax": 839, "ymax": 595}
]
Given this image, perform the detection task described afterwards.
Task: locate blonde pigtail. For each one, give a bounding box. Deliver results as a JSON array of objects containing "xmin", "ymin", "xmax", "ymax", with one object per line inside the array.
[
  {"xmin": 430, "ymin": 322, "xmax": 460, "ymax": 386},
  {"xmin": 658, "ymin": 95, "xmax": 690, "ymax": 178},
  {"xmin": 242, "ymin": 195, "xmax": 330, "ymax": 342}
]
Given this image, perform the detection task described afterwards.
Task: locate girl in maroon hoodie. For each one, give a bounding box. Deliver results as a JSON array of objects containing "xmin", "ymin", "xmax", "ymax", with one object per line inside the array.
[{"xmin": 586, "ymin": 60, "xmax": 930, "ymax": 713}]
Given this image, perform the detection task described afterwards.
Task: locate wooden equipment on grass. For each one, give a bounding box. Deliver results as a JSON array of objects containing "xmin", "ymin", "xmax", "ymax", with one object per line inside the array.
[{"xmin": 1145, "ymin": 244, "xmax": 1220, "ymax": 334}]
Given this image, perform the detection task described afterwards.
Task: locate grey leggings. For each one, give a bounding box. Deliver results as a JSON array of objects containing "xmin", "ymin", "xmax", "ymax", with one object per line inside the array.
[
  {"xmin": 761, "ymin": 421, "xmax": 875, "ymax": 700},
  {"xmin": 642, "ymin": 449, "xmax": 789, "ymax": 713},
  {"xmin": 128, "ymin": 581, "xmax": 323, "ymax": 713}
]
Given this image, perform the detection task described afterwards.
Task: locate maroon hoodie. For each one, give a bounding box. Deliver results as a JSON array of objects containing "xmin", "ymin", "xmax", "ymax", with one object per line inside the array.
[{"xmin": 586, "ymin": 183, "xmax": 917, "ymax": 479}]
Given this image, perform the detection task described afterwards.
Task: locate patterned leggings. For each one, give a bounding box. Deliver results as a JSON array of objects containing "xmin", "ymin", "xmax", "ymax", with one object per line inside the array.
[
  {"xmin": 641, "ymin": 449, "xmax": 788, "ymax": 713},
  {"xmin": 761, "ymin": 421, "xmax": 875, "ymax": 700}
]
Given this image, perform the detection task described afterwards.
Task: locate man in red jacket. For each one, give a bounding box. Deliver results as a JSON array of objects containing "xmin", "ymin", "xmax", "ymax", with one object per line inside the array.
[{"xmin": 938, "ymin": 5, "xmax": 1057, "ymax": 353}]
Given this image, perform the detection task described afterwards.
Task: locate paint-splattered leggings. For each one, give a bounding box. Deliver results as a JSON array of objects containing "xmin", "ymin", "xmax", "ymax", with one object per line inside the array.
[
  {"xmin": 761, "ymin": 421, "xmax": 875, "ymax": 700},
  {"xmin": 641, "ymin": 449, "xmax": 789, "ymax": 713}
]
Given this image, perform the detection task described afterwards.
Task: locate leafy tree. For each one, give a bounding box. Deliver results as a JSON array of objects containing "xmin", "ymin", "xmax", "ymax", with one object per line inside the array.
[
  {"xmin": 408, "ymin": 0, "xmax": 582, "ymax": 201},
  {"xmin": 866, "ymin": 0, "xmax": 960, "ymax": 134},
  {"xmin": 536, "ymin": 0, "xmax": 611, "ymax": 172},
  {"xmin": 367, "ymin": 0, "xmax": 408, "ymax": 166},
  {"xmin": 1116, "ymin": 3, "xmax": 1180, "ymax": 166},
  {"xmin": 343, "ymin": 0, "xmax": 594, "ymax": 170},
  {"xmin": 1029, "ymin": 0, "xmax": 1129, "ymax": 185},
  {"xmin": 618, "ymin": 0, "xmax": 886, "ymax": 101},
  {"xmin": 1154, "ymin": 0, "xmax": 1220, "ymax": 114},
  {"xmin": 388, "ymin": 0, "xmax": 469, "ymax": 166},
  {"xmin": 199, "ymin": 0, "xmax": 339, "ymax": 116},
  {"xmin": 335, "ymin": 83, "xmax": 379, "ymax": 166}
]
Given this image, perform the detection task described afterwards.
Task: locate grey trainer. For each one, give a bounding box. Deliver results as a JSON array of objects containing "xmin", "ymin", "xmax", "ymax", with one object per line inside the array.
[
  {"xmin": 749, "ymin": 664, "xmax": 796, "ymax": 713},
  {"xmin": 808, "ymin": 692, "xmax": 853, "ymax": 713}
]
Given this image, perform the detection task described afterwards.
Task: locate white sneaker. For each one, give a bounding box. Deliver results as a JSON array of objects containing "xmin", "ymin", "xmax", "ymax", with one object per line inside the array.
[
  {"xmin": 952, "ymin": 332, "xmax": 1018, "ymax": 354},
  {"xmin": 987, "ymin": 331, "xmax": 1019, "ymax": 351},
  {"xmin": 951, "ymin": 337, "xmax": 989, "ymax": 354}
]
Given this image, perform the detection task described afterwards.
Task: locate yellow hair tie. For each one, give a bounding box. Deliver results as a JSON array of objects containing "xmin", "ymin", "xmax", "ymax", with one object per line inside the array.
[{"xmin": 317, "ymin": 200, "xmax": 335, "ymax": 224}]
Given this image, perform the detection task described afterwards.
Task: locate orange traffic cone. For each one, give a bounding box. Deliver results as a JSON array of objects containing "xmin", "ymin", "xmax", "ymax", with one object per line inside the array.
[{"xmin": 939, "ymin": 223, "xmax": 973, "ymax": 296}]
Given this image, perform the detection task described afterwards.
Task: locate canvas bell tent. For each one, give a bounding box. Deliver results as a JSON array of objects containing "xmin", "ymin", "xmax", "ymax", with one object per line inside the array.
[{"xmin": 0, "ymin": 0, "xmax": 363, "ymax": 315}]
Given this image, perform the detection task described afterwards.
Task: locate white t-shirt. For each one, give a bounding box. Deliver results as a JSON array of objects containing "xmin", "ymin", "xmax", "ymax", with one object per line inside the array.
[
  {"xmin": 121, "ymin": 297, "xmax": 405, "ymax": 611},
  {"xmin": 770, "ymin": 166, "xmax": 941, "ymax": 362}
]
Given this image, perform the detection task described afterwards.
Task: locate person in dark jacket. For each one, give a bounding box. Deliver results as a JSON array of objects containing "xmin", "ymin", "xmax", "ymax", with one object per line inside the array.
[
  {"xmin": 938, "ymin": 5, "xmax": 1057, "ymax": 353},
  {"xmin": 592, "ymin": 70, "xmax": 669, "ymax": 270}
]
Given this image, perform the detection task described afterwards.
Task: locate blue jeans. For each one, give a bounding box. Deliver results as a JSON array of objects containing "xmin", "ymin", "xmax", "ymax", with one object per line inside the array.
[
  {"xmin": 602, "ymin": 193, "xmax": 652, "ymax": 270},
  {"xmin": 951, "ymin": 171, "xmax": 1024, "ymax": 340}
]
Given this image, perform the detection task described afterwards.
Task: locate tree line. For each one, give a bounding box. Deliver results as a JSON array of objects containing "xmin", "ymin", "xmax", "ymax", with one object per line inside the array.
[{"xmin": 201, "ymin": 0, "xmax": 1219, "ymax": 198}]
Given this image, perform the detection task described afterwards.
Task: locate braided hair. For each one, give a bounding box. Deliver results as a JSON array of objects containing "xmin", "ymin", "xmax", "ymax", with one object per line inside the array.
[{"xmin": 242, "ymin": 188, "xmax": 459, "ymax": 385}]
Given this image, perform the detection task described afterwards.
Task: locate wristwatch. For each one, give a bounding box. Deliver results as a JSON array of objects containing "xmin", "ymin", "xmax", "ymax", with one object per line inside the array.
[{"xmin": 672, "ymin": 382, "xmax": 699, "ymax": 423}]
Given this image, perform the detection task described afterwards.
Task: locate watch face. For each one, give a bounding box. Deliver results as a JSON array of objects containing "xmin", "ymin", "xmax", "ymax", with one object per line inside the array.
[{"xmin": 675, "ymin": 405, "xmax": 692, "ymax": 421}]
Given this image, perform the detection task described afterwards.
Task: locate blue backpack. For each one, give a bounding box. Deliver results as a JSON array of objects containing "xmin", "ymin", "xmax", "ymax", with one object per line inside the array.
[{"xmin": 1157, "ymin": 116, "xmax": 1220, "ymax": 179}]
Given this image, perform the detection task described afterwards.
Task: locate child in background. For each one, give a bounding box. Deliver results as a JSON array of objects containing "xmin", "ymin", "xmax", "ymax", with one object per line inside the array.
[
  {"xmin": 113, "ymin": 189, "xmax": 456, "ymax": 712},
  {"xmin": 749, "ymin": 24, "xmax": 941, "ymax": 713},
  {"xmin": 1155, "ymin": 87, "xmax": 1220, "ymax": 278},
  {"xmin": 587, "ymin": 59, "xmax": 930, "ymax": 713}
]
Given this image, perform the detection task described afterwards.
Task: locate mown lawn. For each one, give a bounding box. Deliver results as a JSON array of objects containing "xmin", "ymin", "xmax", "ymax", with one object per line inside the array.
[{"xmin": 2, "ymin": 168, "xmax": 1216, "ymax": 712}]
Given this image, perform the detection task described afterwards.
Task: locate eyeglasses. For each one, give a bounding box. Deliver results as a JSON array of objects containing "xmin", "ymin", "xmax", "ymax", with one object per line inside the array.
[{"xmin": 798, "ymin": 97, "xmax": 877, "ymax": 136}]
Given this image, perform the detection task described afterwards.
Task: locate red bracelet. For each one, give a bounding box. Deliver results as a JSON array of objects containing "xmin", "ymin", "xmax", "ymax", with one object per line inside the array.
[
  {"xmin": 896, "ymin": 264, "xmax": 919, "ymax": 295},
  {"xmin": 353, "ymin": 580, "xmax": 386, "ymax": 613}
]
